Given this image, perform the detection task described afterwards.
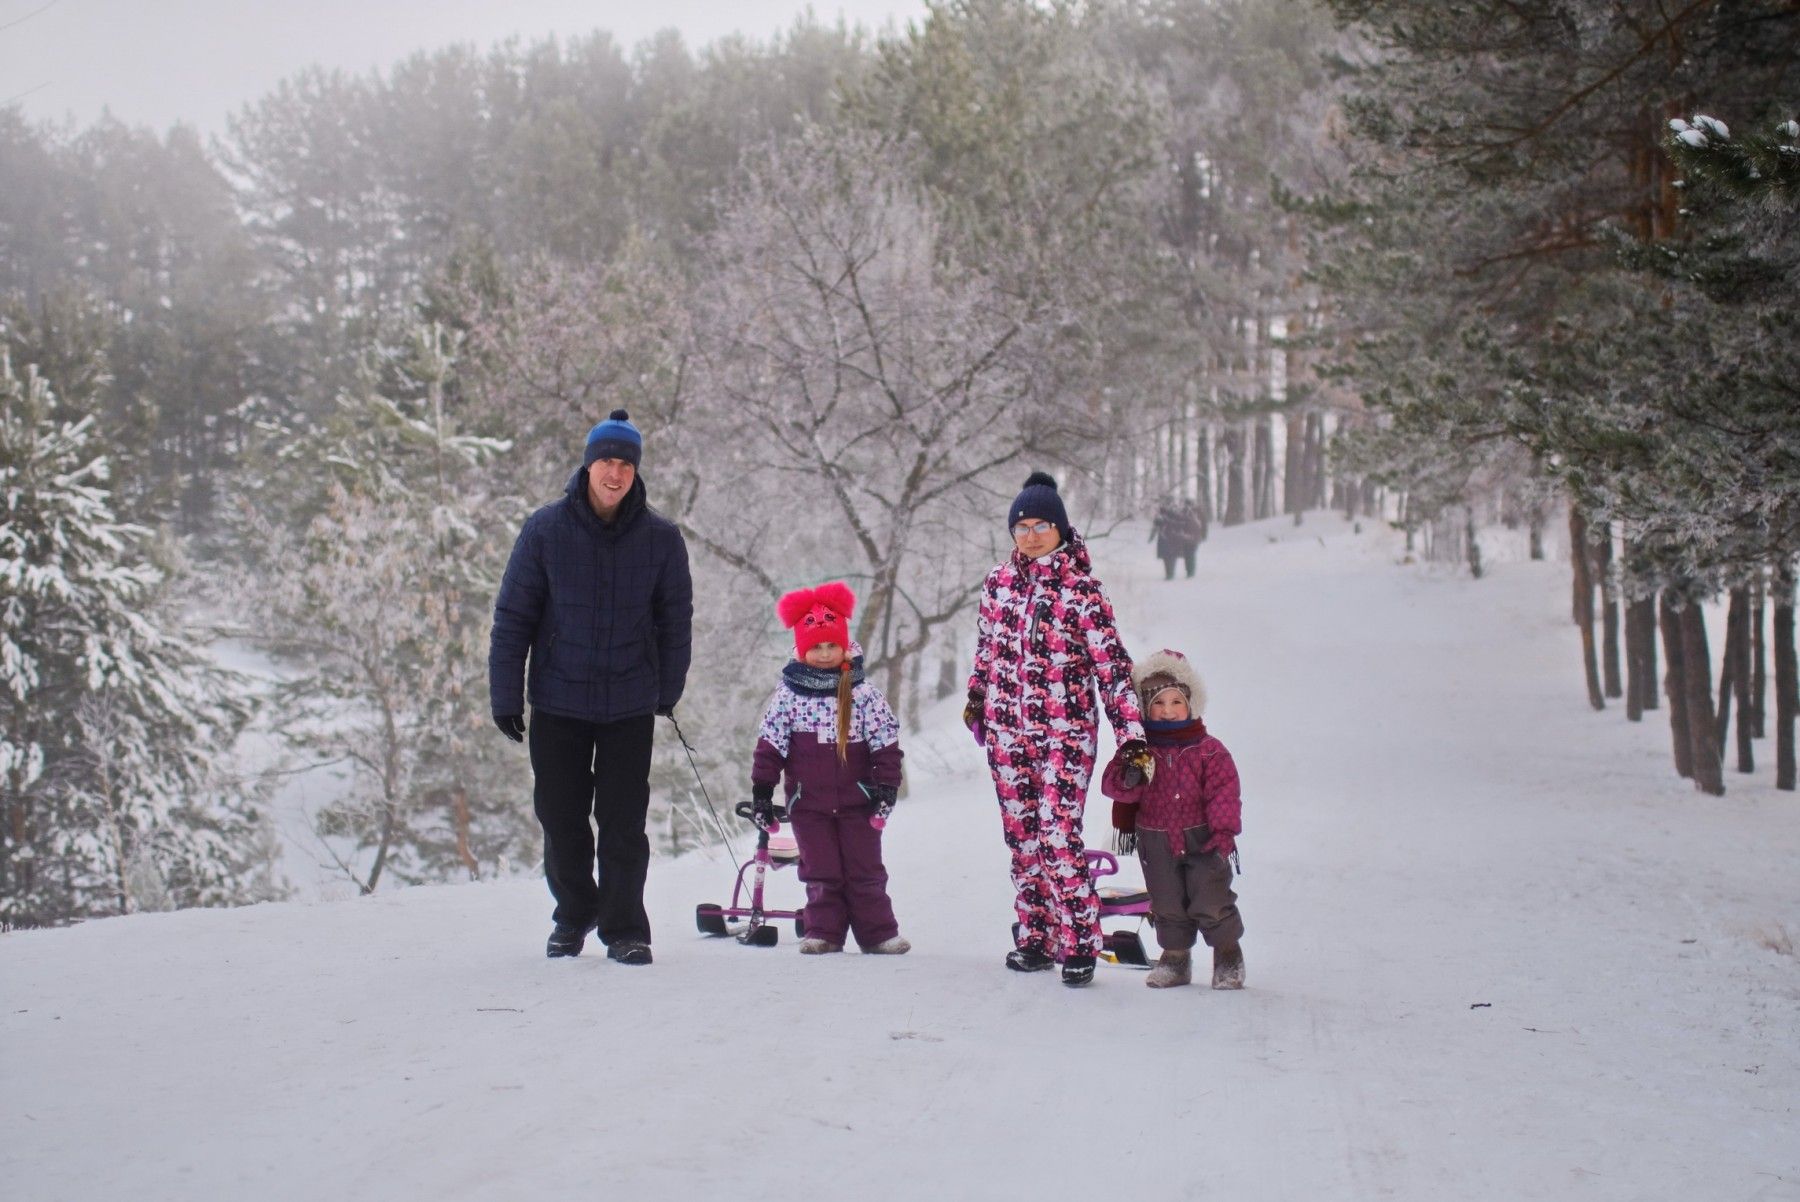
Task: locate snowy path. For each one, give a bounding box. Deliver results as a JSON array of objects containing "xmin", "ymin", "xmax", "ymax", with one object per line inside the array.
[{"xmin": 5, "ymin": 516, "xmax": 1798, "ymax": 1201}]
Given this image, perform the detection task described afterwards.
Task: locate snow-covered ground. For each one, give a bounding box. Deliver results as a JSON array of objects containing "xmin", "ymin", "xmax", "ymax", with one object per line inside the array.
[{"xmin": 5, "ymin": 514, "xmax": 1797, "ymax": 1201}]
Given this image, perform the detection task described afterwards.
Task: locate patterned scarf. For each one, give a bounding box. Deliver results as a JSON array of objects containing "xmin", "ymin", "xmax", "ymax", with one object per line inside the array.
[{"xmin": 782, "ymin": 656, "xmax": 867, "ymax": 697}]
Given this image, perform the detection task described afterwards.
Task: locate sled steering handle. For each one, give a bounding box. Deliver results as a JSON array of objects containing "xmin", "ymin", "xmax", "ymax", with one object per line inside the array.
[{"xmin": 734, "ymin": 799, "xmax": 788, "ymax": 831}]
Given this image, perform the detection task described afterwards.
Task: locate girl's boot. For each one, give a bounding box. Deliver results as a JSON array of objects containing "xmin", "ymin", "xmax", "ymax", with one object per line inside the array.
[
  {"xmin": 1212, "ymin": 941, "xmax": 1245, "ymax": 990},
  {"xmin": 1145, "ymin": 949, "xmax": 1192, "ymax": 988}
]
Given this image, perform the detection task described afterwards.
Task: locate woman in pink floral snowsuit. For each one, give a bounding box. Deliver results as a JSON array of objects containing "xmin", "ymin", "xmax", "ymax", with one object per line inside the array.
[{"xmin": 965, "ymin": 472, "xmax": 1150, "ymax": 987}]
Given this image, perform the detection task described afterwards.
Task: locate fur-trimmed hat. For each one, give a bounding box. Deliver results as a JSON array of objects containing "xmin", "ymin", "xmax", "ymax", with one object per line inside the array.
[
  {"xmin": 583, "ymin": 408, "xmax": 642, "ymax": 467},
  {"xmin": 1132, "ymin": 648, "xmax": 1206, "ymax": 714},
  {"xmin": 777, "ymin": 581, "xmax": 856, "ymax": 659}
]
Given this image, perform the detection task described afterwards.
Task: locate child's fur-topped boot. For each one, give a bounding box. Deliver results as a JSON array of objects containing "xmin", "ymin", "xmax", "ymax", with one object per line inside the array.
[{"xmin": 1145, "ymin": 948, "xmax": 1192, "ymax": 988}]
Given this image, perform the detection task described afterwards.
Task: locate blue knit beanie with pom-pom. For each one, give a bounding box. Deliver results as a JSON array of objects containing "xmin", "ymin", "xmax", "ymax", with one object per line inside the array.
[
  {"xmin": 1009, "ymin": 471, "xmax": 1071, "ymax": 546},
  {"xmin": 583, "ymin": 409, "xmax": 642, "ymax": 467}
]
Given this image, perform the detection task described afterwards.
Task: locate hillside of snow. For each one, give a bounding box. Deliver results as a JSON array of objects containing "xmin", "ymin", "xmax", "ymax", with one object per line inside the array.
[{"xmin": 5, "ymin": 514, "xmax": 1798, "ymax": 1201}]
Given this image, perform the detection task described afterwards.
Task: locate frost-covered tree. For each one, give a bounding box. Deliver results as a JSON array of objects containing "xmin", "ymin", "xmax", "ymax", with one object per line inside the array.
[
  {"xmin": 841, "ymin": 0, "xmax": 1195, "ymax": 512},
  {"xmin": 240, "ymin": 324, "xmax": 527, "ymax": 891},
  {"xmin": 686, "ymin": 127, "xmax": 1059, "ymax": 704},
  {"xmin": 0, "ymin": 352, "xmax": 273, "ymax": 926}
]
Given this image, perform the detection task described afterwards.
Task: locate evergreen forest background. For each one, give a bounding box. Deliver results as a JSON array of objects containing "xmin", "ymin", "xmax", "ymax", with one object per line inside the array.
[{"xmin": 3, "ymin": 0, "xmax": 1794, "ymax": 925}]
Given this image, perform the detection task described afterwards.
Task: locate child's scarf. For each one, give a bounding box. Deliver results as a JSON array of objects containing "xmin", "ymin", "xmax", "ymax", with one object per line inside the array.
[
  {"xmin": 1144, "ymin": 716, "xmax": 1208, "ymax": 746},
  {"xmin": 782, "ymin": 656, "xmax": 865, "ymax": 762},
  {"xmin": 782, "ymin": 656, "xmax": 865, "ymax": 696}
]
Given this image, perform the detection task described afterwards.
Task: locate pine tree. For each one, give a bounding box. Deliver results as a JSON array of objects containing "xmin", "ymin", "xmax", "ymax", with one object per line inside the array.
[
  {"xmin": 1666, "ymin": 115, "xmax": 1800, "ymax": 207},
  {"xmin": 1311, "ymin": 0, "xmax": 1800, "ymax": 787},
  {"xmin": 0, "ymin": 352, "xmax": 273, "ymax": 926}
]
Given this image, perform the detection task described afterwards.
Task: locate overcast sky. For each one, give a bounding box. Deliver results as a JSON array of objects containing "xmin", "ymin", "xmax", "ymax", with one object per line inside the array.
[{"xmin": 0, "ymin": 0, "xmax": 928, "ymax": 135}]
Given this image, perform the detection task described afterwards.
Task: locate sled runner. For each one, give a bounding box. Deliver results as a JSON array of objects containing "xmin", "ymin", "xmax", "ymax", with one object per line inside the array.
[{"xmin": 695, "ymin": 801, "xmax": 806, "ymax": 946}]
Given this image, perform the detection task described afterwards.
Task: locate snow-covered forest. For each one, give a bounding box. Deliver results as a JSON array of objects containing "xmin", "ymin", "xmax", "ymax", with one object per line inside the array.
[{"xmin": 2, "ymin": 0, "xmax": 1797, "ymax": 930}]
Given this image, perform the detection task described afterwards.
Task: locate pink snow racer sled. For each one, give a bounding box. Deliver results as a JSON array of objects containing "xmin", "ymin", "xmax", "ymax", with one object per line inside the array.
[
  {"xmin": 695, "ymin": 801, "xmax": 806, "ymax": 947},
  {"xmin": 1008, "ymin": 849, "xmax": 1154, "ymax": 967},
  {"xmin": 1093, "ymin": 849, "xmax": 1154, "ymax": 968}
]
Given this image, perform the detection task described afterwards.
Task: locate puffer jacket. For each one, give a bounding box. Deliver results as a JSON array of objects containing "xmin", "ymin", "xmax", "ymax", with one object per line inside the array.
[
  {"xmin": 752, "ymin": 664, "xmax": 903, "ymax": 813},
  {"xmin": 1099, "ymin": 722, "xmax": 1241, "ymax": 858},
  {"xmin": 488, "ymin": 469, "xmax": 693, "ymax": 724},
  {"xmin": 966, "ymin": 533, "xmax": 1143, "ymax": 743}
]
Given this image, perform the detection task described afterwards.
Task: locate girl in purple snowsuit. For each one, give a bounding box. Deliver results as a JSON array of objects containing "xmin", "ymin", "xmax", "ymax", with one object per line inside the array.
[
  {"xmin": 752, "ymin": 581, "xmax": 910, "ymax": 956},
  {"xmin": 1099, "ymin": 648, "xmax": 1245, "ymax": 989},
  {"xmin": 965, "ymin": 472, "xmax": 1149, "ymax": 987}
]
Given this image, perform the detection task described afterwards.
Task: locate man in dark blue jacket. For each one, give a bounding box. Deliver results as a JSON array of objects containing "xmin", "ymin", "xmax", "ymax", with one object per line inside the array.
[{"xmin": 489, "ymin": 409, "xmax": 693, "ymax": 963}]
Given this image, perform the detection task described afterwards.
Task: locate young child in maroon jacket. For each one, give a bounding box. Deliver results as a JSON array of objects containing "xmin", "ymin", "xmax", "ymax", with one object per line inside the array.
[
  {"xmin": 751, "ymin": 582, "xmax": 909, "ymax": 955},
  {"xmin": 1100, "ymin": 648, "xmax": 1245, "ymax": 989}
]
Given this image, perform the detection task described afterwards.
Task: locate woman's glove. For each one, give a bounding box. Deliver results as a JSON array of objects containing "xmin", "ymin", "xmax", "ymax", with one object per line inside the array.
[
  {"xmin": 963, "ymin": 689, "xmax": 986, "ymax": 746},
  {"xmin": 1115, "ymin": 739, "xmax": 1154, "ymax": 787}
]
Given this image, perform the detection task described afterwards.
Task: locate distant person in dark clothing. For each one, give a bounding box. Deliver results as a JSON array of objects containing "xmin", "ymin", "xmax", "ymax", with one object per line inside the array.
[
  {"xmin": 1150, "ymin": 497, "xmax": 1205, "ymax": 580},
  {"xmin": 489, "ymin": 409, "xmax": 693, "ymax": 964}
]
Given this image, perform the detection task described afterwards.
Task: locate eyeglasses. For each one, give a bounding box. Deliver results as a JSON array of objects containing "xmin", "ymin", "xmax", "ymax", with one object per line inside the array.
[{"xmin": 1012, "ymin": 521, "xmax": 1055, "ymax": 538}]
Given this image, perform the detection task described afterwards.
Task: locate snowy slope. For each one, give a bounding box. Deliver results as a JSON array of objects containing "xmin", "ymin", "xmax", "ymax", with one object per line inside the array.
[{"xmin": 5, "ymin": 515, "xmax": 1798, "ymax": 1202}]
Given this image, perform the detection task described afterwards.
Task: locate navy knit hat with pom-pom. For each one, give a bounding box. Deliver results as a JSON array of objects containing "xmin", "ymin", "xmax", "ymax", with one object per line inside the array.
[
  {"xmin": 1009, "ymin": 471, "xmax": 1071, "ymax": 545},
  {"xmin": 583, "ymin": 409, "xmax": 642, "ymax": 467}
]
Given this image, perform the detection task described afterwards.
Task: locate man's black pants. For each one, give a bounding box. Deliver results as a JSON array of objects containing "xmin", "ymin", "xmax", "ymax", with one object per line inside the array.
[{"xmin": 528, "ymin": 710, "xmax": 655, "ymax": 945}]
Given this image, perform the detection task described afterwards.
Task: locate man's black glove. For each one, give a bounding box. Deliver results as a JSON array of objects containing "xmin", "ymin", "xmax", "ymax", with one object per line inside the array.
[
  {"xmin": 655, "ymin": 704, "xmax": 675, "ymax": 719},
  {"xmin": 494, "ymin": 714, "xmax": 526, "ymax": 743},
  {"xmin": 750, "ymin": 784, "xmax": 776, "ymax": 829},
  {"xmin": 859, "ymin": 781, "xmax": 899, "ymax": 818}
]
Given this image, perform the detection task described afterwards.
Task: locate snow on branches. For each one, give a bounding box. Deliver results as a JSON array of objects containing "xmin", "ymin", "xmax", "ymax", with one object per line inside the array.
[{"xmin": 1, "ymin": 352, "xmax": 272, "ymax": 926}]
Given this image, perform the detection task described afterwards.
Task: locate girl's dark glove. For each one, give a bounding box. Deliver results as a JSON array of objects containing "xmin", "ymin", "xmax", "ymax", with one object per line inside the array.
[
  {"xmin": 1115, "ymin": 739, "xmax": 1154, "ymax": 787},
  {"xmin": 859, "ymin": 782, "xmax": 898, "ymax": 818},
  {"xmin": 750, "ymin": 783, "xmax": 776, "ymax": 829}
]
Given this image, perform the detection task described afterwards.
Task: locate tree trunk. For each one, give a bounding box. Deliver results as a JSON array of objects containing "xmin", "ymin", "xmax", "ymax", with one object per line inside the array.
[
  {"xmin": 1196, "ymin": 424, "xmax": 1215, "ymax": 531},
  {"xmin": 1570, "ymin": 509, "xmax": 1604, "ymax": 710},
  {"xmin": 1659, "ymin": 592, "xmax": 1693, "ymax": 779},
  {"xmin": 1624, "ymin": 593, "xmax": 1645, "ymax": 722},
  {"xmin": 1716, "ymin": 586, "xmax": 1755, "ymax": 773},
  {"xmin": 1714, "ymin": 587, "xmax": 1743, "ymax": 755},
  {"xmin": 451, "ymin": 786, "xmax": 479, "ymax": 879},
  {"xmin": 1222, "ymin": 424, "xmax": 1246, "ymax": 526},
  {"xmin": 1284, "ymin": 411, "xmax": 1305, "ymax": 516},
  {"xmin": 1679, "ymin": 599, "xmax": 1725, "ymax": 796},
  {"xmin": 1624, "ymin": 594, "xmax": 1659, "ymax": 720},
  {"xmin": 1308, "ymin": 412, "xmax": 1327, "ymax": 510},
  {"xmin": 1734, "ymin": 598, "xmax": 1755, "ymax": 774},
  {"xmin": 1774, "ymin": 561, "xmax": 1795, "ymax": 791},
  {"xmin": 1634, "ymin": 594, "xmax": 1659, "ymax": 712},
  {"xmin": 1252, "ymin": 417, "xmax": 1276, "ymax": 521},
  {"xmin": 1750, "ymin": 572, "xmax": 1766, "ymax": 739},
  {"xmin": 1596, "ymin": 532, "xmax": 1621, "ymax": 698}
]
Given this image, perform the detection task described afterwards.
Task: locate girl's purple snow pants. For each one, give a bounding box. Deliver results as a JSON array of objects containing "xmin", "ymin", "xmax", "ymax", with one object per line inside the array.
[{"xmin": 790, "ymin": 807, "xmax": 900, "ymax": 949}]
